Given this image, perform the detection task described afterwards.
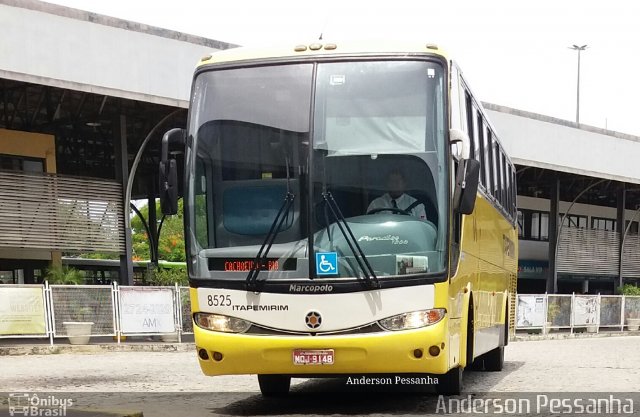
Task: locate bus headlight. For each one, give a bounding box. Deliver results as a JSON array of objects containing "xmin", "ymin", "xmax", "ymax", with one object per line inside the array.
[
  {"xmin": 378, "ymin": 309, "xmax": 446, "ymax": 331},
  {"xmin": 194, "ymin": 313, "xmax": 251, "ymax": 333}
]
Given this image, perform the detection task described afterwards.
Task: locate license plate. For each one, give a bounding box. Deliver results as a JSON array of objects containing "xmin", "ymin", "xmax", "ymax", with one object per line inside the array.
[{"xmin": 292, "ymin": 349, "xmax": 334, "ymax": 365}]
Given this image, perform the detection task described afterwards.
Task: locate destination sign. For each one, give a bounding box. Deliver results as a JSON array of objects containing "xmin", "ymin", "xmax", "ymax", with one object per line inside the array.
[{"xmin": 208, "ymin": 258, "xmax": 297, "ymax": 272}]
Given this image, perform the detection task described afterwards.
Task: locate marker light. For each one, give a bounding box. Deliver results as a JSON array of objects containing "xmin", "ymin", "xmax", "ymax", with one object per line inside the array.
[
  {"xmin": 194, "ymin": 313, "xmax": 251, "ymax": 333},
  {"xmin": 378, "ymin": 309, "xmax": 446, "ymax": 331}
]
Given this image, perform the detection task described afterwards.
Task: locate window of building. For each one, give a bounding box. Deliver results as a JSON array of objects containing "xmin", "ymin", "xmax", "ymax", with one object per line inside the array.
[
  {"xmin": 625, "ymin": 220, "xmax": 639, "ymax": 235},
  {"xmin": 517, "ymin": 210, "xmax": 524, "ymax": 237},
  {"xmin": 591, "ymin": 217, "xmax": 616, "ymax": 231},
  {"xmin": 0, "ymin": 154, "xmax": 45, "ymax": 172},
  {"xmin": 532, "ymin": 211, "xmax": 549, "ymax": 240},
  {"xmin": 519, "ymin": 209, "xmax": 549, "ymax": 241},
  {"xmin": 560, "ymin": 213, "xmax": 587, "ymax": 229}
]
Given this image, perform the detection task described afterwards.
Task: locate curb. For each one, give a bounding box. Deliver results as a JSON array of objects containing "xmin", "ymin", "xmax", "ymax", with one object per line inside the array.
[{"xmin": 0, "ymin": 343, "xmax": 195, "ymax": 356}]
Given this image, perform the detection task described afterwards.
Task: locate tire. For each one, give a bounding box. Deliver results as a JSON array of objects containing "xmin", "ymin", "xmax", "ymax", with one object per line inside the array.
[
  {"xmin": 466, "ymin": 357, "xmax": 484, "ymax": 371},
  {"xmin": 482, "ymin": 345, "xmax": 504, "ymax": 371},
  {"xmin": 257, "ymin": 374, "xmax": 291, "ymax": 397},
  {"xmin": 436, "ymin": 366, "xmax": 463, "ymax": 395},
  {"xmin": 483, "ymin": 304, "xmax": 507, "ymax": 371}
]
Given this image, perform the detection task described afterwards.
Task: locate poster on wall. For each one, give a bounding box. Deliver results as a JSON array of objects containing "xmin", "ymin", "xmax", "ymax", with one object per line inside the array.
[
  {"xmin": 516, "ymin": 295, "xmax": 546, "ymax": 327},
  {"xmin": 119, "ymin": 288, "xmax": 175, "ymax": 334},
  {"xmin": 573, "ymin": 296, "xmax": 599, "ymax": 326},
  {"xmin": 0, "ymin": 287, "xmax": 47, "ymax": 335}
]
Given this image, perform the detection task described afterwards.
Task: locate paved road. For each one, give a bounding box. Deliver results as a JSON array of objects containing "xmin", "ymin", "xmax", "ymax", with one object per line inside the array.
[{"xmin": 1, "ymin": 336, "xmax": 638, "ymax": 416}]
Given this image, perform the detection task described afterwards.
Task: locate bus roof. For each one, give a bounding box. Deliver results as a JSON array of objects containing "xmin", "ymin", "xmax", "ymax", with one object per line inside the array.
[{"xmin": 197, "ymin": 41, "xmax": 449, "ymax": 67}]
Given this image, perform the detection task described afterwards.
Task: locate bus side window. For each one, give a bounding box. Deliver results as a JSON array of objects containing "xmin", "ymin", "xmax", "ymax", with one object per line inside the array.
[
  {"xmin": 465, "ymin": 92, "xmax": 476, "ymax": 161},
  {"xmin": 505, "ymin": 158, "xmax": 513, "ymax": 216},
  {"xmin": 501, "ymin": 152, "xmax": 507, "ymax": 212},
  {"xmin": 496, "ymin": 146, "xmax": 507, "ymax": 208},
  {"xmin": 491, "ymin": 137, "xmax": 499, "ymax": 200},
  {"xmin": 486, "ymin": 127, "xmax": 494, "ymax": 196},
  {"xmin": 476, "ymin": 109, "xmax": 486, "ymax": 187},
  {"xmin": 512, "ymin": 168, "xmax": 517, "ymax": 218}
]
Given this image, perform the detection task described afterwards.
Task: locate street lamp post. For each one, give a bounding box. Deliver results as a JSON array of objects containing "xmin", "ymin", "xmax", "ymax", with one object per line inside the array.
[{"xmin": 570, "ymin": 44, "xmax": 587, "ymax": 124}]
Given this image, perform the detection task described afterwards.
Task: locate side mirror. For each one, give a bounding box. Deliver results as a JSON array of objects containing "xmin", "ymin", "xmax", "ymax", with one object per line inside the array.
[
  {"xmin": 159, "ymin": 128, "xmax": 185, "ymax": 216},
  {"xmin": 453, "ymin": 158, "xmax": 481, "ymax": 215}
]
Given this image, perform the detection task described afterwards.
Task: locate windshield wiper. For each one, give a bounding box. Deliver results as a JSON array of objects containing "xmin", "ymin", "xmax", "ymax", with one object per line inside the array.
[
  {"xmin": 246, "ymin": 191, "xmax": 295, "ymax": 291},
  {"xmin": 322, "ymin": 191, "xmax": 379, "ymax": 289}
]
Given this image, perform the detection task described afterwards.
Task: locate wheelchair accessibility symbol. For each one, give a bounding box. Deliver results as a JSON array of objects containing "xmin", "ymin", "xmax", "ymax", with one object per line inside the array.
[{"xmin": 316, "ymin": 252, "xmax": 338, "ymax": 276}]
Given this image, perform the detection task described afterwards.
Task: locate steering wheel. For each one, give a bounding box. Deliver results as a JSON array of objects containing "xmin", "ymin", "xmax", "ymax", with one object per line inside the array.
[{"xmin": 366, "ymin": 207, "xmax": 410, "ymax": 215}]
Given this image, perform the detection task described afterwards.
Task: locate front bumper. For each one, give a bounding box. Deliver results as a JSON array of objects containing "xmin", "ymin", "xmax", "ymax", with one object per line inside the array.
[{"xmin": 194, "ymin": 318, "xmax": 449, "ymax": 376}]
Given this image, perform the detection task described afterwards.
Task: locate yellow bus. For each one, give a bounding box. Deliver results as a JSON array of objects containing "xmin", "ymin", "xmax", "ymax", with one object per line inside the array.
[{"xmin": 159, "ymin": 41, "xmax": 518, "ymax": 396}]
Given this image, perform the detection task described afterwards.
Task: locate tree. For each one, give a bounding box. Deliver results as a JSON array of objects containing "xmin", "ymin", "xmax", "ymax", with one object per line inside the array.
[{"xmin": 131, "ymin": 199, "xmax": 185, "ymax": 262}]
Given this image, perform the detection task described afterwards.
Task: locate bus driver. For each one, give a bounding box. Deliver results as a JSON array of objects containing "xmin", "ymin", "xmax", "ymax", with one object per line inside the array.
[{"xmin": 367, "ymin": 169, "xmax": 427, "ymax": 220}]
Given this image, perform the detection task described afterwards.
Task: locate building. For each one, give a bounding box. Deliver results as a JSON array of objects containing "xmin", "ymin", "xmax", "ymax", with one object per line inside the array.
[
  {"xmin": 0, "ymin": 0, "xmax": 233, "ymax": 284},
  {"xmin": 486, "ymin": 103, "xmax": 640, "ymax": 294},
  {"xmin": 1, "ymin": 0, "xmax": 638, "ymax": 293}
]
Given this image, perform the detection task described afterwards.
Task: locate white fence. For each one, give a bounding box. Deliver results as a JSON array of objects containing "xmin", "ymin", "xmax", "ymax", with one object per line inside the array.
[
  {"xmin": 0, "ymin": 283, "xmax": 192, "ymax": 345},
  {"xmin": 516, "ymin": 293, "xmax": 640, "ymax": 334}
]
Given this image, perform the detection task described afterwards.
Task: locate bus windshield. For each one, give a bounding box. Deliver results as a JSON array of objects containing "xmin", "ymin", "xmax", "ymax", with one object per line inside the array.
[{"xmin": 187, "ymin": 59, "xmax": 448, "ymax": 283}]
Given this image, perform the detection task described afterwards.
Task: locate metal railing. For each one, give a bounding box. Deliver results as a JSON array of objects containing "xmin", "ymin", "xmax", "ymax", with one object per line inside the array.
[
  {"xmin": 0, "ymin": 283, "xmax": 193, "ymax": 345},
  {"xmin": 3, "ymin": 286, "xmax": 639, "ymax": 344},
  {"xmin": 516, "ymin": 293, "xmax": 640, "ymax": 334}
]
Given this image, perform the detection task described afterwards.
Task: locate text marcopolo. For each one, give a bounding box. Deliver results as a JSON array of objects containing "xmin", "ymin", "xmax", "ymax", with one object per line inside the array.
[{"xmin": 289, "ymin": 284, "xmax": 334, "ymax": 293}]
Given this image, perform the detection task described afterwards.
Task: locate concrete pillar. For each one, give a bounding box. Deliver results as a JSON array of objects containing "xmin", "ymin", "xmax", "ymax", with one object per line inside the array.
[
  {"xmin": 114, "ymin": 115, "xmax": 134, "ymax": 285},
  {"xmin": 617, "ymin": 184, "xmax": 626, "ymax": 291},
  {"xmin": 547, "ymin": 175, "xmax": 559, "ymax": 293},
  {"xmin": 50, "ymin": 251, "xmax": 62, "ymax": 268}
]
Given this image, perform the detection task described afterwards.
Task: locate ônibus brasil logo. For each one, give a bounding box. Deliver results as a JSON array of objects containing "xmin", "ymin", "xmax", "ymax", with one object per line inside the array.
[{"xmin": 8, "ymin": 393, "xmax": 73, "ymax": 416}]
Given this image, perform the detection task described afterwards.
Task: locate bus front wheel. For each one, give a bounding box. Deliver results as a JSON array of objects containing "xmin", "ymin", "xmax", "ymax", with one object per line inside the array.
[
  {"xmin": 258, "ymin": 374, "xmax": 291, "ymax": 397},
  {"xmin": 436, "ymin": 366, "xmax": 463, "ymax": 395}
]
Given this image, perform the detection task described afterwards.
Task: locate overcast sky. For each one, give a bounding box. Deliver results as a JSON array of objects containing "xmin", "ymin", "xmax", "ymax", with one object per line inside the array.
[{"xmin": 47, "ymin": 0, "xmax": 640, "ymax": 136}]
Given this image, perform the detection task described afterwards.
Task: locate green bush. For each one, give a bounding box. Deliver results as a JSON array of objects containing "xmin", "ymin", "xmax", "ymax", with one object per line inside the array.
[
  {"xmin": 45, "ymin": 266, "xmax": 85, "ymax": 285},
  {"xmin": 619, "ymin": 284, "xmax": 640, "ymax": 296},
  {"xmin": 146, "ymin": 267, "xmax": 188, "ymax": 286}
]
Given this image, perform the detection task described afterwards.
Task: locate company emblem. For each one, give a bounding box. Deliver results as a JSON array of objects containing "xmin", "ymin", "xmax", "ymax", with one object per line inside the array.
[{"xmin": 305, "ymin": 311, "xmax": 322, "ymax": 329}]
